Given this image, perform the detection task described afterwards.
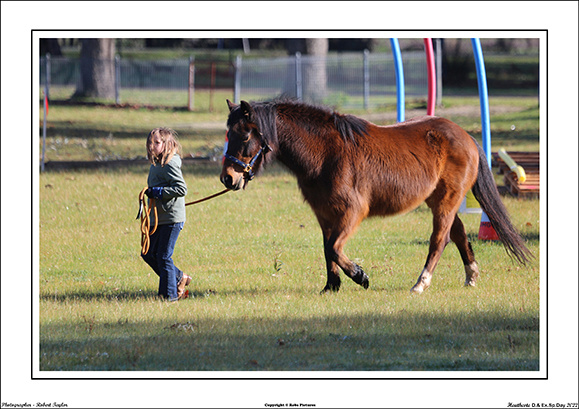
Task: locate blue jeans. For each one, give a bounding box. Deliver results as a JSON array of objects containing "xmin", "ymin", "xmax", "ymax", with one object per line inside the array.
[{"xmin": 141, "ymin": 222, "xmax": 184, "ymax": 301}]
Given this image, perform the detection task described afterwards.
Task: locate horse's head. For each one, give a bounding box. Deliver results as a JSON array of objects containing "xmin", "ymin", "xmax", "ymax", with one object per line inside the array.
[{"xmin": 220, "ymin": 100, "xmax": 272, "ymax": 190}]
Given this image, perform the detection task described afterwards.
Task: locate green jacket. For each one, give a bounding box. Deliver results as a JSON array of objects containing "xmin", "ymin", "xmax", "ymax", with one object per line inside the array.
[{"xmin": 147, "ymin": 154, "xmax": 188, "ymax": 225}]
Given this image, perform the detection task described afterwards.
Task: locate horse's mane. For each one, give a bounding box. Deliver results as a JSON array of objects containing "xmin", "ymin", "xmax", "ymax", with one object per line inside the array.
[{"xmin": 251, "ymin": 97, "xmax": 370, "ymax": 145}]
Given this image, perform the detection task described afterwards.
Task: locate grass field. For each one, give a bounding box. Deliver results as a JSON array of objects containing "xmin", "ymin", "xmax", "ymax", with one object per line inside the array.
[
  {"xmin": 37, "ymin": 94, "xmax": 541, "ymax": 373},
  {"xmin": 40, "ymin": 91, "xmax": 539, "ymax": 162}
]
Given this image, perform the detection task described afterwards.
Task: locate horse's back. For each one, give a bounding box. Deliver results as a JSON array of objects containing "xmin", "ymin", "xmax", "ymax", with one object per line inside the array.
[
  {"xmin": 370, "ymin": 116, "xmax": 478, "ymax": 165},
  {"xmin": 359, "ymin": 116, "xmax": 479, "ymax": 215}
]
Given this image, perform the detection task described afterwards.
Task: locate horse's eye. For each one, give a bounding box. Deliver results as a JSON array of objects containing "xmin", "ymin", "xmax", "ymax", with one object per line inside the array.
[{"xmin": 241, "ymin": 133, "xmax": 251, "ymax": 142}]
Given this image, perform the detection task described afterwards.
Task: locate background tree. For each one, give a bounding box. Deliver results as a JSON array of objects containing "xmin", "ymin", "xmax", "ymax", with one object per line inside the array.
[
  {"xmin": 40, "ymin": 39, "xmax": 62, "ymax": 56},
  {"xmin": 285, "ymin": 38, "xmax": 329, "ymax": 102},
  {"xmin": 73, "ymin": 38, "xmax": 116, "ymax": 100}
]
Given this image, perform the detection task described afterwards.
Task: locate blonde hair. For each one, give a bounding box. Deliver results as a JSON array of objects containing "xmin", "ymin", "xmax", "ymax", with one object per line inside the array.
[{"xmin": 146, "ymin": 127, "xmax": 182, "ymax": 166}]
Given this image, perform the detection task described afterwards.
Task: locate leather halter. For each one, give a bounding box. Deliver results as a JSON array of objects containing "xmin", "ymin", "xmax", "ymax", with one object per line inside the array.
[{"xmin": 223, "ymin": 131, "xmax": 271, "ymax": 180}]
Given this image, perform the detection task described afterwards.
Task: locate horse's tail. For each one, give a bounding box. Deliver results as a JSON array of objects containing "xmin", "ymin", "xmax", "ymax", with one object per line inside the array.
[{"xmin": 470, "ymin": 139, "xmax": 533, "ymax": 265}]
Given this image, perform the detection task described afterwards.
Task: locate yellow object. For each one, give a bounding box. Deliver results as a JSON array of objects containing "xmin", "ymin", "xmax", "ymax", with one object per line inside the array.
[
  {"xmin": 459, "ymin": 190, "xmax": 481, "ymax": 214},
  {"xmin": 465, "ymin": 190, "xmax": 479, "ymax": 209},
  {"xmin": 498, "ymin": 148, "xmax": 526, "ymax": 183}
]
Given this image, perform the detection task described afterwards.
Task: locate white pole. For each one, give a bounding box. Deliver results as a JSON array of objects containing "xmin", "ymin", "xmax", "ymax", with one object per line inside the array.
[
  {"xmin": 363, "ymin": 49, "xmax": 370, "ymax": 110},
  {"xmin": 435, "ymin": 39, "xmax": 443, "ymax": 107},
  {"xmin": 234, "ymin": 55, "xmax": 241, "ymax": 104},
  {"xmin": 295, "ymin": 52, "xmax": 302, "ymax": 101},
  {"xmin": 41, "ymin": 55, "xmax": 49, "ymax": 172},
  {"xmin": 41, "ymin": 85, "xmax": 47, "ymax": 172}
]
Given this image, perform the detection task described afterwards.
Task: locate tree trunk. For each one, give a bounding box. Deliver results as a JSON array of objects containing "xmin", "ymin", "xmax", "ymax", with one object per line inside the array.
[
  {"xmin": 303, "ymin": 38, "xmax": 328, "ymax": 103},
  {"xmin": 74, "ymin": 39, "xmax": 116, "ymax": 100},
  {"xmin": 284, "ymin": 38, "xmax": 328, "ymax": 103}
]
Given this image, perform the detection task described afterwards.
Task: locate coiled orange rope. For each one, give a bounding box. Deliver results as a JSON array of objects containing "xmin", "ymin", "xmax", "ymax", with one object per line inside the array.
[
  {"xmin": 137, "ymin": 188, "xmax": 158, "ymax": 255},
  {"xmin": 137, "ymin": 187, "xmax": 230, "ymax": 255}
]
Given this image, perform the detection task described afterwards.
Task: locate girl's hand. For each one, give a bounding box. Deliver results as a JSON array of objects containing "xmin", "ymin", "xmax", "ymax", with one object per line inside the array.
[{"xmin": 145, "ymin": 187, "xmax": 163, "ymax": 199}]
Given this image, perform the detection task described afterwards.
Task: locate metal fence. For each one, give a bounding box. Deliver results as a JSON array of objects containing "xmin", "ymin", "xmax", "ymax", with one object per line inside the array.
[
  {"xmin": 40, "ymin": 51, "xmax": 429, "ymax": 110},
  {"xmin": 236, "ymin": 51, "xmax": 427, "ymax": 109}
]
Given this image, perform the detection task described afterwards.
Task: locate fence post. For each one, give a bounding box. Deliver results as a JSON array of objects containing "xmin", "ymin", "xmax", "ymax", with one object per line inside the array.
[
  {"xmin": 435, "ymin": 38, "xmax": 443, "ymax": 107},
  {"xmin": 115, "ymin": 55, "xmax": 121, "ymax": 104},
  {"xmin": 41, "ymin": 53, "xmax": 50, "ymax": 173},
  {"xmin": 188, "ymin": 56, "xmax": 195, "ymax": 111},
  {"xmin": 210, "ymin": 61, "xmax": 216, "ymax": 112},
  {"xmin": 45, "ymin": 53, "xmax": 51, "ymax": 99},
  {"xmin": 363, "ymin": 49, "xmax": 370, "ymax": 110},
  {"xmin": 234, "ymin": 55, "xmax": 241, "ymax": 104},
  {"xmin": 295, "ymin": 52, "xmax": 302, "ymax": 101}
]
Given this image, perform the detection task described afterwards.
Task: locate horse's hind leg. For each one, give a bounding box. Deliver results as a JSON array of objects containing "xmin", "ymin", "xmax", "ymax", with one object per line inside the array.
[
  {"xmin": 411, "ymin": 184, "xmax": 472, "ymax": 293},
  {"xmin": 450, "ymin": 214, "xmax": 479, "ymax": 287},
  {"xmin": 411, "ymin": 210, "xmax": 455, "ymax": 294}
]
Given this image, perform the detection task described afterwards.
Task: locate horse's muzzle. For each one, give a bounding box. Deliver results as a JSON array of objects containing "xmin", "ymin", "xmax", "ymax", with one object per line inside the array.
[{"xmin": 220, "ymin": 171, "xmax": 244, "ymax": 191}]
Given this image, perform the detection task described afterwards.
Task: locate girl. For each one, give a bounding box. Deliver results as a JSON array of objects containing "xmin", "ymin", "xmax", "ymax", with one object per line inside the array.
[{"xmin": 141, "ymin": 127, "xmax": 192, "ymax": 301}]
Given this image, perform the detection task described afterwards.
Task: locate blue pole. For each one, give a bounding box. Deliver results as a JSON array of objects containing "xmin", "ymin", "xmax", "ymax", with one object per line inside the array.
[
  {"xmin": 471, "ymin": 38, "xmax": 499, "ymax": 240},
  {"xmin": 471, "ymin": 38, "xmax": 492, "ymax": 168},
  {"xmin": 390, "ymin": 38, "xmax": 404, "ymax": 122}
]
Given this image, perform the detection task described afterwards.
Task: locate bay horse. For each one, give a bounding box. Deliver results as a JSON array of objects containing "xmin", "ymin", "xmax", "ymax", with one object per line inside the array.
[{"xmin": 220, "ymin": 98, "xmax": 532, "ymax": 294}]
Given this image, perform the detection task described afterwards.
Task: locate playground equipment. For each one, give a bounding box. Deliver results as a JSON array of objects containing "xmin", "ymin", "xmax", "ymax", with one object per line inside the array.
[
  {"xmin": 498, "ymin": 149, "xmax": 526, "ymax": 183},
  {"xmin": 494, "ymin": 150, "xmax": 540, "ymax": 198},
  {"xmin": 389, "ymin": 38, "xmax": 405, "ymax": 123},
  {"xmin": 471, "ymin": 38, "xmax": 499, "ymax": 240},
  {"xmin": 423, "ymin": 38, "xmax": 436, "ymax": 116},
  {"xmin": 390, "ymin": 38, "xmax": 436, "ymax": 121}
]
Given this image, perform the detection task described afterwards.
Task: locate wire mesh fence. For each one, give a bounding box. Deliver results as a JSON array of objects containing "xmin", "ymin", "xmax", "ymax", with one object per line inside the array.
[
  {"xmin": 238, "ymin": 51, "xmax": 427, "ymax": 109},
  {"xmin": 40, "ymin": 51, "xmax": 429, "ymax": 110}
]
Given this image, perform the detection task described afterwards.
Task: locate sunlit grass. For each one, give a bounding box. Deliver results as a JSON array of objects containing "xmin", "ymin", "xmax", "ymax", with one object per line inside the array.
[
  {"xmin": 39, "ymin": 163, "xmax": 540, "ymax": 371},
  {"xmin": 39, "ymin": 95, "xmax": 540, "ymax": 163}
]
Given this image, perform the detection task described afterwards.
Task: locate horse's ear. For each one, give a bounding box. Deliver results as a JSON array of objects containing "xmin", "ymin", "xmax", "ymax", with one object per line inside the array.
[
  {"xmin": 240, "ymin": 100, "xmax": 255, "ymax": 122},
  {"xmin": 226, "ymin": 99, "xmax": 238, "ymax": 112}
]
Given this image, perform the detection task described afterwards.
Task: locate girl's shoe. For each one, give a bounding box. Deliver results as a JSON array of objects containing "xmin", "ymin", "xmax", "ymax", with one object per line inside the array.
[{"xmin": 177, "ymin": 274, "xmax": 192, "ymax": 299}]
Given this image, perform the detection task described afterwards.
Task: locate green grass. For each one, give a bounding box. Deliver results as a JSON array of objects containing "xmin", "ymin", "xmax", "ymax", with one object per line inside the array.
[
  {"xmin": 37, "ymin": 94, "xmax": 541, "ymax": 372},
  {"xmin": 39, "ymin": 93, "xmax": 539, "ymax": 162},
  {"xmin": 39, "ymin": 163, "xmax": 540, "ymax": 372}
]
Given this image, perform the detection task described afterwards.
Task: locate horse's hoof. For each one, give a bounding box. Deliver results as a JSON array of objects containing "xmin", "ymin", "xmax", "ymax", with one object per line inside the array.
[
  {"xmin": 464, "ymin": 262, "xmax": 479, "ymax": 287},
  {"xmin": 410, "ymin": 284, "xmax": 424, "ymax": 294},
  {"xmin": 352, "ymin": 264, "xmax": 369, "ymax": 289},
  {"xmin": 320, "ymin": 283, "xmax": 340, "ymax": 294},
  {"xmin": 361, "ymin": 275, "xmax": 369, "ymax": 289},
  {"xmin": 411, "ymin": 270, "xmax": 431, "ymax": 294}
]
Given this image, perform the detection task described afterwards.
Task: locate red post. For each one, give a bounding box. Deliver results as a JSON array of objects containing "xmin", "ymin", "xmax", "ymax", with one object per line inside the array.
[{"xmin": 423, "ymin": 38, "xmax": 436, "ymax": 116}]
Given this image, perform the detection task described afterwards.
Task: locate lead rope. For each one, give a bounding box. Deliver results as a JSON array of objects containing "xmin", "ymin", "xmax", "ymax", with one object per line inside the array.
[
  {"xmin": 138, "ymin": 188, "xmax": 158, "ymax": 255},
  {"xmin": 137, "ymin": 188, "xmax": 230, "ymax": 255},
  {"xmin": 185, "ymin": 188, "xmax": 230, "ymax": 206}
]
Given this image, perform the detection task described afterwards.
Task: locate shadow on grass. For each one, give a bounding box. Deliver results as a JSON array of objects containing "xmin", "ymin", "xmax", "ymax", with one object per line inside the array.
[
  {"xmin": 45, "ymin": 121, "xmax": 225, "ymax": 140},
  {"xmin": 40, "ymin": 289, "xmax": 160, "ymax": 303},
  {"xmin": 41, "ymin": 159, "xmax": 296, "ymax": 180},
  {"xmin": 38, "ymin": 308, "xmax": 540, "ymax": 373},
  {"xmin": 39, "ymin": 285, "xmax": 320, "ymax": 303}
]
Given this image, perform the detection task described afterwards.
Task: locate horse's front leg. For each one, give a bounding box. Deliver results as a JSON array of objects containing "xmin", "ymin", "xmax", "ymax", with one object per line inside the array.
[
  {"xmin": 321, "ymin": 234, "xmax": 342, "ymax": 293},
  {"xmin": 320, "ymin": 221, "xmax": 370, "ymax": 293}
]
